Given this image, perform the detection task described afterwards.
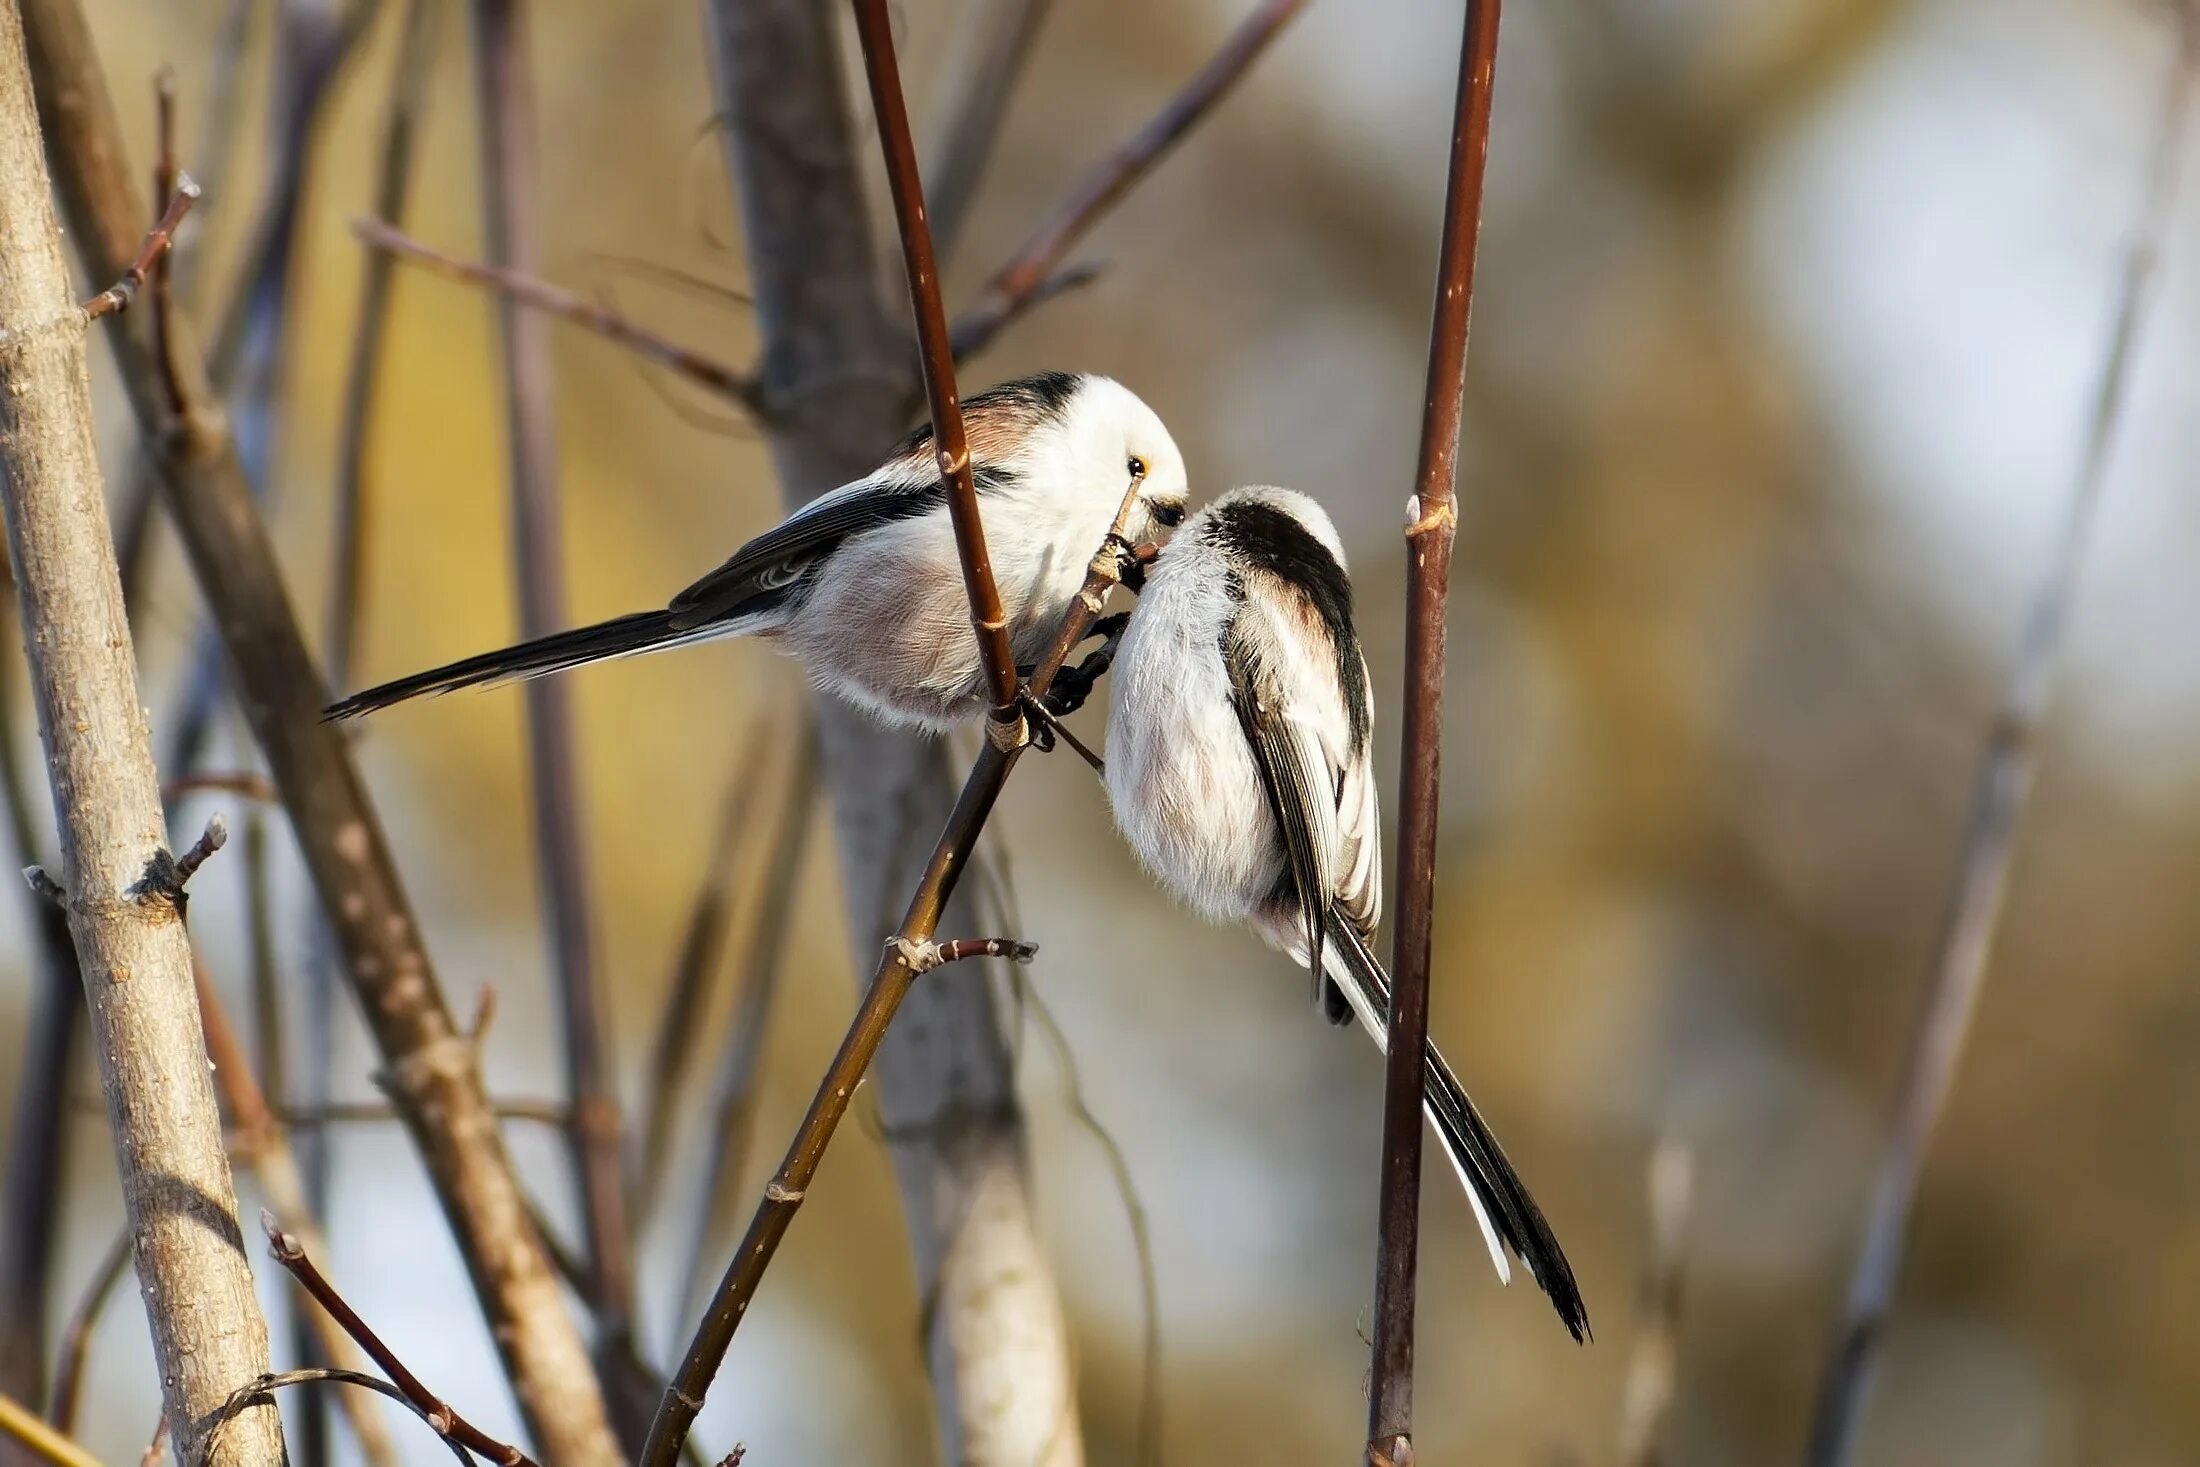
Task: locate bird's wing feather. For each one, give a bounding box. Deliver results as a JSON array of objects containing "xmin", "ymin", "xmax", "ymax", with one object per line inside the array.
[
  {"xmin": 668, "ymin": 374, "xmax": 1064, "ymax": 630},
  {"xmin": 1332, "ymin": 644, "xmax": 1381, "ymax": 939},
  {"xmin": 667, "ymin": 471, "xmax": 944, "ymax": 630},
  {"xmin": 1226, "ymin": 604, "xmax": 1344, "ymax": 987}
]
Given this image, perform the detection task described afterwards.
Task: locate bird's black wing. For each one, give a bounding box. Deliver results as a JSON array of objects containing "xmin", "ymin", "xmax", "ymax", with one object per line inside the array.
[
  {"xmin": 670, "ymin": 374, "xmax": 1073, "ymax": 631},
  {"xmin": 1225, "ymin": 608, "xmax": 1339, "ymax": 991},
  {"xmin": 666, "ymin": 474, "xmax": 947, "ymax": 630}
]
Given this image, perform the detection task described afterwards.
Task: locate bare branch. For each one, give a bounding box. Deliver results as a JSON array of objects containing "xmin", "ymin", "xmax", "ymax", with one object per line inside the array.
[
  {"xmin": 202, "ymin": 1370, "xmax": 472, "ymax": 1467},
  {"xmin": 262, "ymin": 1216, "xmax": 538, "ymax": 1467},
  {"xmin": 0, "ymin": 8, "xmax": 280, "ymax": 1457},
  {"xmin": 948, "ymin": 0, "xmax": 1305, "ymax": 361},
  {"xmin": 161, "ymin": 770, "xmax": 280, "ymax": 805},
  {"xmin": 1367, "ymin": 2, "xmax": 1503, "ymax": 1462},
  {"xmin": 635, "ymin": 726, "xmax": 773, "ymax": 1223},
  {"xmin": 174, "ymin": 812, "xmax": 229, "ymax": 886},
  {"xmin": 15, "ymin": 5, "xmax": 622, "ymax": 1457},
  {"xmin": 849, "ymin": 0, "xmax": 1024, "ymax": 725},
  {"xmin": 1617, "ymin": 1143, "xmax": 1692, "ymax": 1467},
  {"xmin": 643, "ymin": 481, "xmax": 1149, "ymax": 1467},
  {"xmin": 354, "ymin": 216, "xmax": 763, "ymax": 408},
  {"xmin": 892, "ymin": 935, "xmax": 1040, "ymax": 972},
  {"xmin": 1803, "ymin": 11, "xmax": 2200, "ymax": 1464},
  {"xmin": 80, "ymin": 174, "xmax": 199, "ymax": 319}
]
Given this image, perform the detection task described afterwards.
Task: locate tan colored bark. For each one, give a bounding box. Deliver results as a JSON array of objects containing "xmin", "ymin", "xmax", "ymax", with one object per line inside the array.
[{"xmin": 0, "ymin": 5, "xmax": 281, "ymax": 1462}]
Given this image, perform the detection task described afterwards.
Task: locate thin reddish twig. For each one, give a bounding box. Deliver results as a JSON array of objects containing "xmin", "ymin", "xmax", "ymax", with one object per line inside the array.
[
  {"xmin": 80, "ymin": 174, "xmax": 199, "ymax": 320},
  {"xmin": 947, "ymin": 0, "xmax": 1304, "ymax": 360},
  {"xmin": 260, "ymin": 1216, "xmax": 537, "ymax": 1467},
  {"xmin": 848, "ymin": 0, "xmax": 1023, "ymax": 725},
  {"xmin": 1366, "ymin": 2, "xmax": 1502, "ymax": 1463}
]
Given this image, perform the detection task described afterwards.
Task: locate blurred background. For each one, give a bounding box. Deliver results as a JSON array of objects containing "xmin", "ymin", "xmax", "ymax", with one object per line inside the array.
[{"xmin": 5, "ymin": 0, "xmax": 2200, "ymax": 1462}]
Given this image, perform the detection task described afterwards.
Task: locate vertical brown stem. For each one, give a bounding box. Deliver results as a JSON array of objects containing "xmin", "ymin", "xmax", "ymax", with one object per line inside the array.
[
  {"xmin": 0, "ymin": 5, "xmax": 281, "ymax": 1458},
  {"xmin": 1366, "ymin": 3, "xmax": 1501, "ymax": 1463}
]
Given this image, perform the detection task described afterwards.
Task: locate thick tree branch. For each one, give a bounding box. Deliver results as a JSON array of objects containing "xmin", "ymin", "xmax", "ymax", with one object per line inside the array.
[
  {"xmin": 1367, "ymin": 3, "xmax": 1501, "ymax": 1463},
  {"xmin": 0, "ymin": 9, "xmax": 280, "ymax": 1460},
  {"xmin": 15, "ymin": 4, "xmax": 620, "ymax": 1459},
  {"xmin": 1803, "ymin": 11, "xmax": 2200, "ymax": 1464}
]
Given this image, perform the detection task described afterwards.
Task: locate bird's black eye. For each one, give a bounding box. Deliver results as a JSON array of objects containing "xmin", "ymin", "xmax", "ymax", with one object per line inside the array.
[
  {"xmin": 1127, "ymin": 455, "xmax": 1148, "ymax": 481},
  {"xmin": 1151, "ymin": 500, "xmax": 1185, "ymax": 528}
]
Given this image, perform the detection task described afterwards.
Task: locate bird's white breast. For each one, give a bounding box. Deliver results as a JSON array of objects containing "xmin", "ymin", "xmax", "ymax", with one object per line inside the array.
[{"xmin": 1104, "ymin": 550, "xmax": 1282, "ymax": 923}]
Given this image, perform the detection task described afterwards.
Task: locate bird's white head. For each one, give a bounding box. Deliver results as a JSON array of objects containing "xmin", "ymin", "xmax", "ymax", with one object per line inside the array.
[{"xmin": 1052, "ymin": 375, "xmax": 1190, "ymax": 545}]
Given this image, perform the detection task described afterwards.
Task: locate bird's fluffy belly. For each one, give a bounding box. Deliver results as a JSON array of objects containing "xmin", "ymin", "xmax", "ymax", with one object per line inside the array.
[
  {"xmin": 779, "ymin": 511, "xmax": 1082, "ymax": 729},
  {"xmin": 1105, "ymin": 646, "xmax": 1282, "ymax": 923}
]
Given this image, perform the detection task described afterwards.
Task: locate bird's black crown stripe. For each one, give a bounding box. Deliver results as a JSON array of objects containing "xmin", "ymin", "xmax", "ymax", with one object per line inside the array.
[{"xmin": 1207, "ymin": 497, "xmax": 1370, "ymax": 753}]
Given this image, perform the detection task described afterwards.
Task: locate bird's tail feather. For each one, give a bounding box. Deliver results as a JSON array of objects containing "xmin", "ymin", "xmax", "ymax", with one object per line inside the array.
[
  {"xmin": 323, "ymin": 608, "xmax": 730, "ymax": 720},
  {"xmin": 1322, "ymin": 915, "xmax": 1590, "ymax": 1342}
]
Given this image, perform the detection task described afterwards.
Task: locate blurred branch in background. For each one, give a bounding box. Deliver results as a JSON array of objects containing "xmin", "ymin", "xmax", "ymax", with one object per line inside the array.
[
  {"xmin": 0, "ymin": 596, "xmax": 83, "ymax": 1416},
  {"xmin": 1803, "ymin": 8, "xmax": 2200, "ymax": 1464},
  {"xmin": 467, "ymin": 0, "xmax": 645, "ymax": 1444},
  {"xmin": 0, "ymin": 1392, "xmax": 98, "ymax": 1467},
  {"xmin": 948, "ymin": 0, "xmax": 1303, "ymax": 362},
  {"xmin": 354, "ymin": 216, "xmax": 763, "ymax": 407},
  {"xmin": 1366, "ymin": 2, "xmax": 1501, "ymax": 1463},
  {"xmin": 923, "ymin": 0, "xmax": 1051, "ymax": 260},
  {"xmin": 160, "ymin": 0, "xmax": 376, "ymax": 788},
  {"xmin": 633, "ymin": 719, "xmax": 772, "ymax": 1221},
  {"xmin": 675, "ymin": 731, "xmax": 819, "ymax": 1331},
  {"xmin": 1616, "ymin": 1143, "xmax": 1692, "ymax": 1467},
  {"xmin": 15, "ymin": 4, "xmax": 622, "ymax": 1457},
  {"xmin": 0, "ymin": 4, "xmax": 280, "ymax": 1455},
  {"xmin": 43, "ymin": 1230, "xmax": 127, "ymax": 1437}
]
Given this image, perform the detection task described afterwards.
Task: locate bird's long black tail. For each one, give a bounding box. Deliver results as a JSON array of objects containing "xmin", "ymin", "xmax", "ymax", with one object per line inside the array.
[
  {"xmin": 1324, "ymin": 914, "xmax": 1590, "ymax": 1342},
  {"xmin": 324, "ymin": 609, "xmax": 699, "ymax": 720}
]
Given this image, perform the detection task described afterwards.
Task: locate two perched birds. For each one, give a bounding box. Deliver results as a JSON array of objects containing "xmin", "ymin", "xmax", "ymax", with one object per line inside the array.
[{"xmin": 328, "ymin": 369, "xmax": 1590, "ymax": 1342}]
